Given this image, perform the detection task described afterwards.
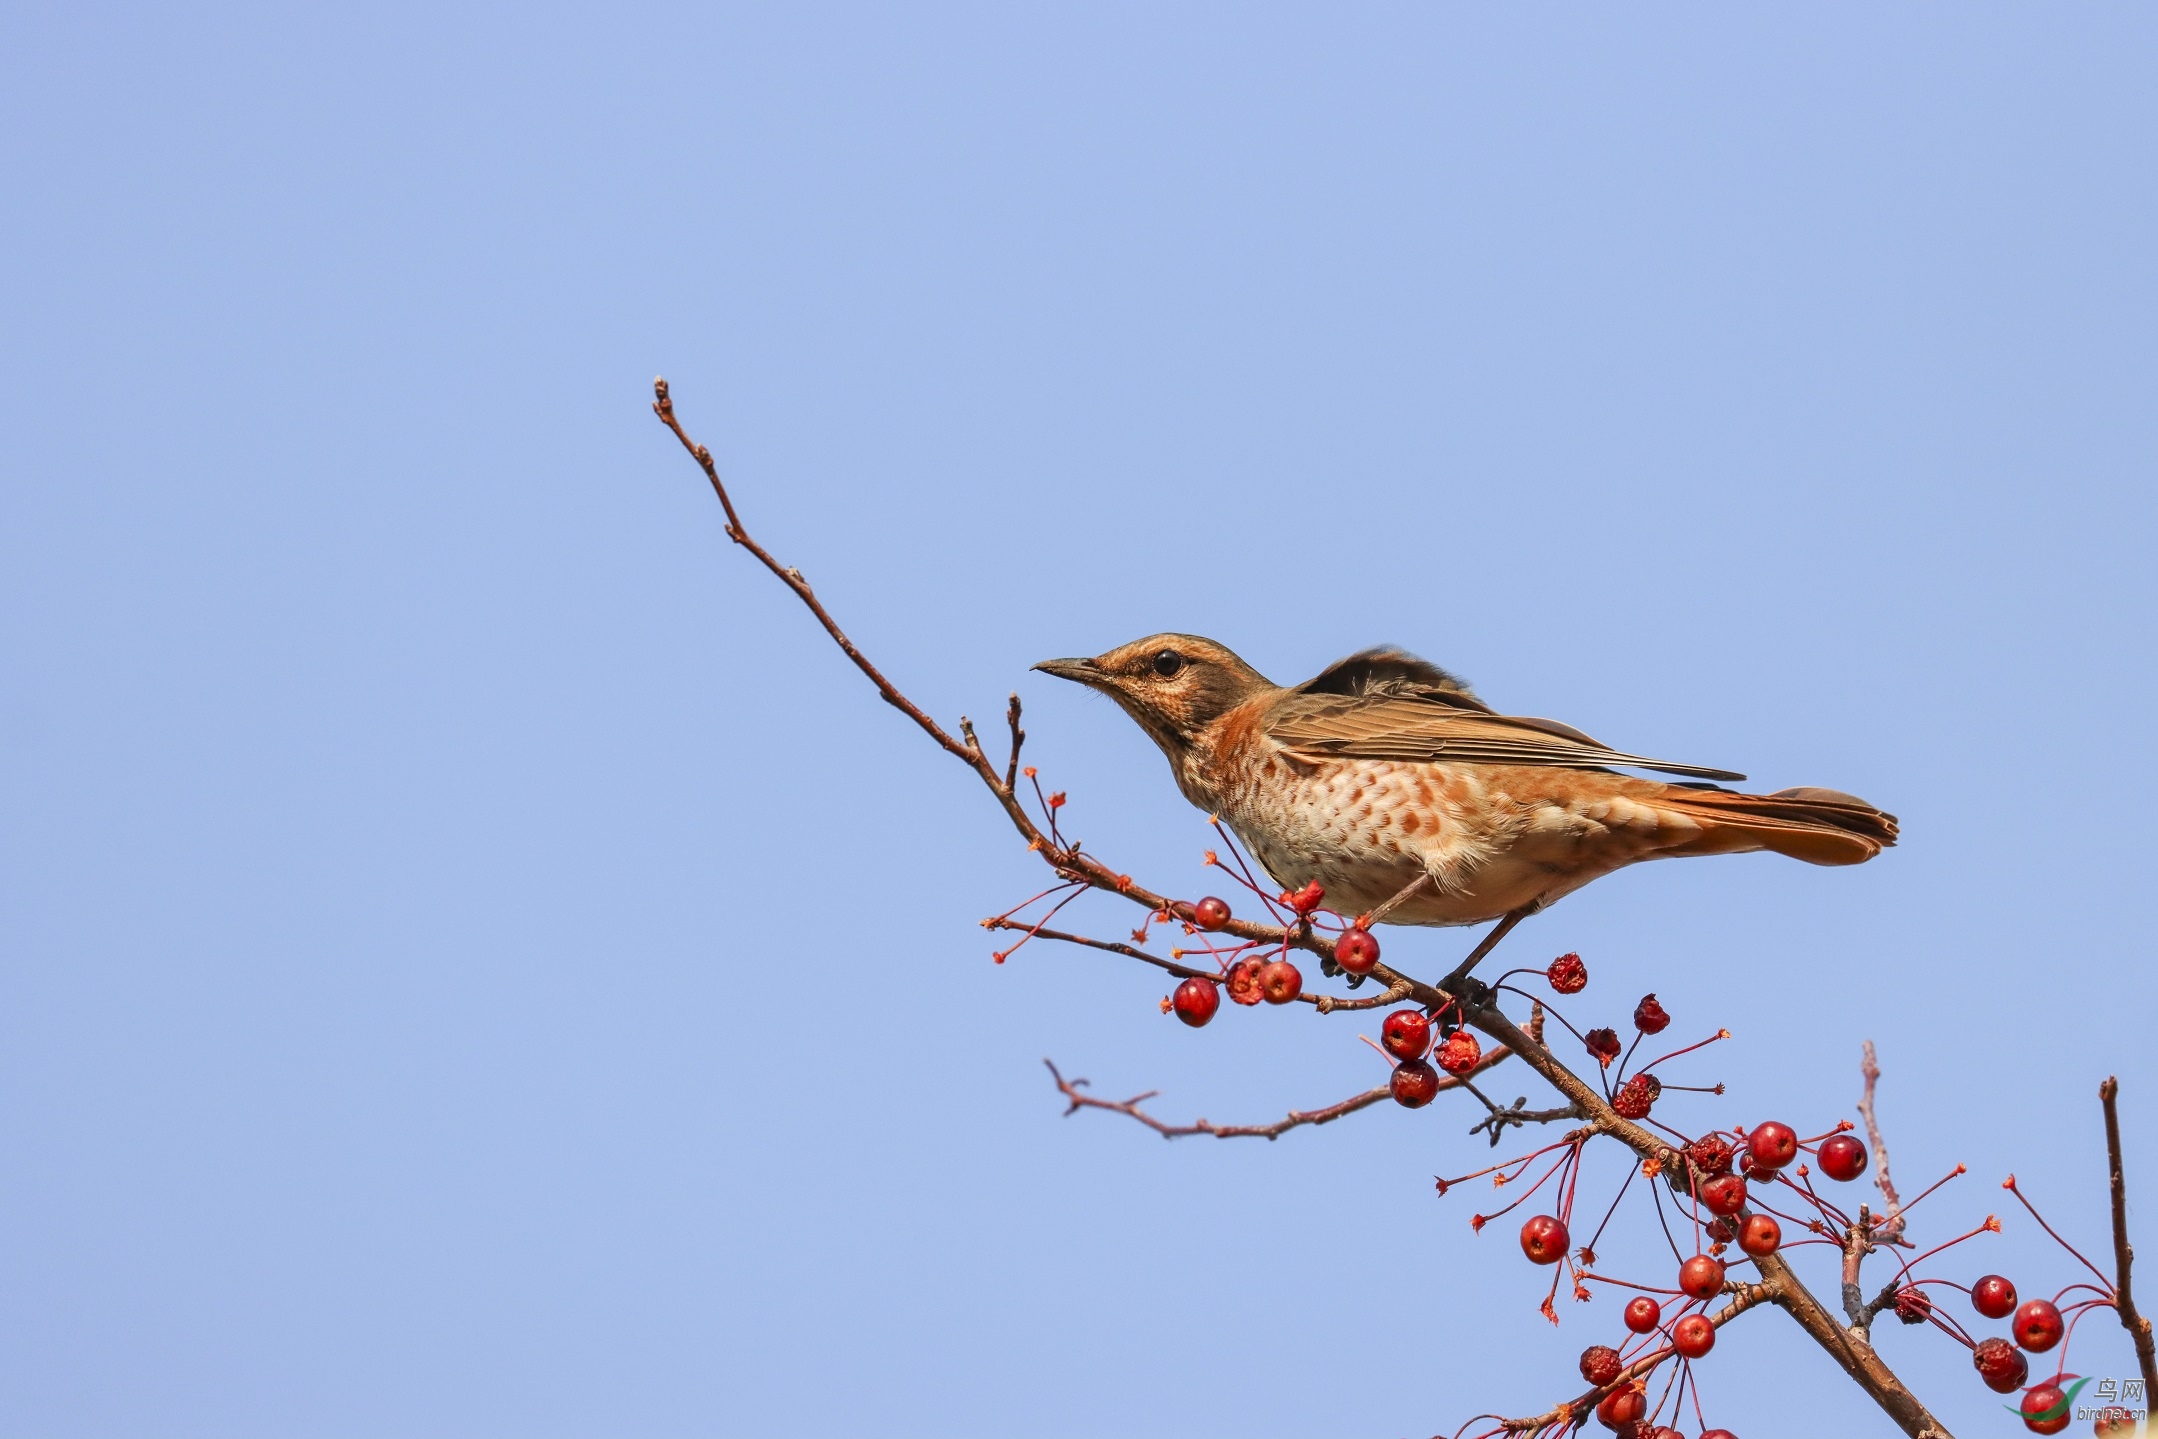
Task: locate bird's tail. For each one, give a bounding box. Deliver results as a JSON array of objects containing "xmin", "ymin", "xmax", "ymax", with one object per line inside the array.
[{"xmin": 1656, "ymin": 786, "xmax": 1899, "ymax": 867}]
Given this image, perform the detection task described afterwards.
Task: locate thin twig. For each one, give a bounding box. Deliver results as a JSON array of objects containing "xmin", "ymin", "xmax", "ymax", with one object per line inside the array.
[
  {"xmin": 1003, "ymin": 693, "xmax": 1025, "ymax": 792},
  {"xmin": 1859, "ymin": 1041, "xmax": 1905, "ymax": 1243},
  {"xmin": 2102, "ymin": 1076, "xmax": 2157, "ymax": 1397},
  {"xmin": 1044, "ymin": 1063, "xmax": 1386, "ymax": 1141}
]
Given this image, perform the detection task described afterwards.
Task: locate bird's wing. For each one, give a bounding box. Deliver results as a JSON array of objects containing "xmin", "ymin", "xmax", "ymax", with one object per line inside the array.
[{"xmin": 1263, "ymin": 693, "xmax": 1747, "ymax": 782}]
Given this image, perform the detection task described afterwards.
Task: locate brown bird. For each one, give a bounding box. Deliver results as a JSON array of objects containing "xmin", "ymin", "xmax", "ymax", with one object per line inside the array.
[{"xmin": 1034, "ymin": 636, "xmax": 1895, "ymax": 929}]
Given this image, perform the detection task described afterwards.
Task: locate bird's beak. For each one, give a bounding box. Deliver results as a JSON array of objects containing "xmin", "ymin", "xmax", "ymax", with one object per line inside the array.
[{"xmin": 1033, "ymin": 656, "xmax": 1108, "ymax": 688}]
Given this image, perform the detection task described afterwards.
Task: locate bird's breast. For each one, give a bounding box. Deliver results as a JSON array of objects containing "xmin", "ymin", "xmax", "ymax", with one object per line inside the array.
[{"xmin": 1195, "ymin": 739, "xmax": 1488, "ymax": 914}]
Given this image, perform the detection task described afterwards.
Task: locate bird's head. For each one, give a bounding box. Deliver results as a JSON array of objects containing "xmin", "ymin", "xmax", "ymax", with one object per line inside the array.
[{"xmin": 1033, "ymin": 634, "xmax": 1274, "ymax": 754}]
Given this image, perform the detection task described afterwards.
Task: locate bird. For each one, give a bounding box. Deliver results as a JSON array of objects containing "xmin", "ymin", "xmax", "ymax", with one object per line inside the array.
[{"xmin": 1033, "ymin": 635, "xmax": 1895, "ymax": 929}]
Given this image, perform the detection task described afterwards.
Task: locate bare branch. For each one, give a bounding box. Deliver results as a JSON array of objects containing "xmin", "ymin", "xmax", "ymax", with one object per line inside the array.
[
  {"xmin": 2103, "ymin": 1076, "xmax": 2158, "ymax": 1398},
  {"xmin": 1003, "ymin": 692, "xmax": 1025, "ymax": 792},
  {"xmin": 1045, "ymin": 1060, "xmax": 1394, "ymax": 1140},
  {"xmin": 1044, "ymin": 1005, "xmax": 1541, "ymax": 1140},
  {"xmin": 1859, "ymin": 1041, "xmax": 1905, "ymax": 1243}
]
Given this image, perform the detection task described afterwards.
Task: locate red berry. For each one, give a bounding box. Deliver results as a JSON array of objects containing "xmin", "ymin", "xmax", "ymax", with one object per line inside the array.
[
  {"xmin": 1333, "ymin": 926, "xmax": 1380, "ymax": 975},
  {"xmin": 1584, "ymin": 1027, "xmax": 1622, "ymax": 1068},
  {"xmin": 1258, "ymin": 959, "xmax": 1302, "ymax": 1004},
  {"xmin": 1285, "ymin": 881, "xmax": 1325, "ymax": 915},
  {"xmin": 1380, "ymin": 1009, "xmax": 1432, "ymax": 1061},
  {"xmin": 1746, "ymin": 1121, "xmax": 1798, "ymax": 1170},
  {"xmin": 1390, "ymin": 1059, "xmax": 1439, "ymax": 1108},
  {"xmin": 1700, "ymin": 1173, "xmax": 1748, "ymax": 1217},
  {"xmin": 1519, "ymin": 1214, "xmax": 1569, "ymax": 1265},
  {"xmin": 2013, "ymin": 1298, "xmax": 2063, "ymax": 1352},
  {"xmin": 1685, "ymin": 1134, "xmax": 1736, "ymax": 1178},
  {"xmin": 1893, "ymin": 1287, "xmax": 1933, "ymax": 1325},
  {"xmin": 1632, "ymin": 993, "xmax": 1670, "ymax": 1034},
  {"xmin": 2096, "ymin": 1410, "xmax": 2140, "ymax": 1436},
  {"xmin": 1738, "ymin": 1212, "xmax": 1782, "ymax": 1257},
  {"xmin": 1192, "ymin": 896, "xmax": 1232, "ymax": 931},
  {"xmin": 1971, "ymin": 1274, "xmax": 2018, "ymax": 1320},
  {"xmin": 1699, "ymin": 1432, "xmax": 1738, "ymax": 1439},
  {"xmin": 1225, "ymin": 957, "xmax": 1267, "ymax": 1006},
  {"xmin": 1613, "ymin": 1075, "xmax": 1655, "ymax": 1120},
  {"xmin": 1170, "ymin": 977, "xmax": 1220, "ymax": 1027},
  {"xmin": 1679, "ymin": 1254, "xmax": 1726, "ymax": 1300},
  {"xmin": 1579, "ymin": 1343, "xmax": 1623, "ymax": 1385},
  {"xmin": 1973, "ymin": 1335, "xmax": 2029, "ymax": 1393},
  {"xmin": 2019, "ymin": 1380, "xmax": 2072, "ymax": 1435},
  {"xmin": 1818, "ymin": 1133, "xmax": 1868, "ymax": 1181},
  {"xmin": 1435, "ymin": 1029, "xmax": 1482, "ymax": 1075},
  {"xmin": 1671, "ymin": 1312, "xmax": 1715, "ymax": 1358},
  {"xmin": 1548, "ymin": 952, "xmax": 1588, "ymax": 994},
  {"xmin": 1623, "ymin": 1295, "xmax": 1662, "ymax": 1334},
  {"xmin": 1594, "ymin": 1386, "xmax": 1645, "ymax": 1432}
]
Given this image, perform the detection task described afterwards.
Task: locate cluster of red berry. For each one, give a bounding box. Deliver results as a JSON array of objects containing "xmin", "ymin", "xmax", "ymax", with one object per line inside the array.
[
  {"xmin": 1165, "ymin": 893, "xmax": 1310, "ymax": 1024},
  {"xmin": 1100, "ymin": 859, "xmax": 2135, "ymax": 1437}
]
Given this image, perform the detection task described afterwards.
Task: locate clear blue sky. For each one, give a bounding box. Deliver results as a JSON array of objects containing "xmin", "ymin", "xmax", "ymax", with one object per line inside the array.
[{"xmin": 3, "ymin": 6, "xmax": 2153, "ymax": 1437}]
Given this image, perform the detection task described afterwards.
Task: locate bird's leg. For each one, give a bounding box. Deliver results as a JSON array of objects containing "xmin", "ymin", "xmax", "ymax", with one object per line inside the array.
[
  {"xmin": 1435, "ymin": 906, "xmax": 1532, "ymax": 1005},
  {"xmin": 1359, "ymin": 872, "xmax": 1432, "ymax": 928}
]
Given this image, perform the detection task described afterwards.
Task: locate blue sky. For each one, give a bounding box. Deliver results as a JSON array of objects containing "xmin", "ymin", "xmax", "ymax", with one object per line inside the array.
[{"xmin": 2, "ymin": 6, "xmax": 2153, "ymax": 1436}]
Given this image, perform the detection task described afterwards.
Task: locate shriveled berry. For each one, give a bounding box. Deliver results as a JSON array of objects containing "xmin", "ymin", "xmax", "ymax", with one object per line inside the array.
[
  {"xmin": 1672, "ymin": 1312, "xmax": 1715, "ymax": 1358},
  {"xmin": 2019, "ymin": 1380, "xmax": 2072, "ymax": 1435},
  {"xmin": 1613, "ymin": 1075, "xmax": 1655, "ymax": 1120},
  {"xmin": 1701, "ymin": 1173, "xmax": 1748, "ymax": 1217},
  {"xmin": 1623, "ymin": 1295, "xmax": 1662, "ymax": 1334},
  {"xmin": 1971, "ymin": 1274, "xmax": 2017, "ymax": 1320},
  {"xmin": 1259, "ymin": 959, "xmax": 1303, "ymax": 1004},
  {"xmin": 1893, "ymin": 1287, "xmax": 1933, "ymax": 1325},
  {"xmin": 1645, "ymin": 1426, "xmax": 1684, "ymax": 1439},
  {"xmin": 1548, "ymin": 952, "xmax": 1588, "ymax": 994},
  {"xmin": 1585, "ymin": 1027, "xmax": 1623, "ymax": 1067},
  {"xmin": 1706, "ymin": 1217, "xmax": 1734, "ymax": 1245},
  {"xmin": 1285, "ymin": 881, "xmax": 1325, "ymax": 915},
  {"xmin": 1390, "ymin": 1059, "xmax": 1439, "ymax": 1108},
  {"xmin": 1686, "ymin": 1134, "xmax": 1736, "ymax": 1177},
  {"xmin": 1632, "ymin": 993, "xmax": 1670, "ymax": 1034},
  {"xmin": 1973, "ymin": 1335, "xmax": 2029, "ymax": 1393},
  {"xmin": 1679, "ymin": 1253, "xmax": 1726, "ymax": 1300},
  {"xmin": 2013, "ymin": 1298, "xmax": 2063, "ymax": 1352},
  {"xmin": 1334, "ymin": 926, "xmax": 1380, "ymax": 975},
  {"xmin": 1738, "ymin": 1212, "xmax": 1782, "ymax": 1257},
  {"xmin": 1435, "ymin": 1029, "xmax": 1482, "ymax": 1075},
  {"xmin": 1192, "ymin": 896, "xmax": 1232, "ymax": 931},
  {"xmin": 1226, "ymin": 957, "xmax": 1267, "ymax": 1005},
  {"xmin": 1818, "ymin": 1133, "xmax": 1868, "ymax": 1182},
  {"xmin": 1594, "ymin": 1385, "xmax": 1645, "ymax": 1432},
  {"xmin": 1747, "ymin": 1120, "xmax": 1799, "ymax": 1170},
  {"xmin": 1579, "ymin": 1343, "xmax": 1623, "ymax": 1386},
  {"xmin": 1381, "ymin": 1009, "xmax": 1432, "ymax": 1061},
  {"xmin": 1171, "ymin": 977, "xmax": 1220, "ymax": 1027},
  {"xmin": 1520, "ymin": 1214, "xmax": 1569, "ymax": 1265}
]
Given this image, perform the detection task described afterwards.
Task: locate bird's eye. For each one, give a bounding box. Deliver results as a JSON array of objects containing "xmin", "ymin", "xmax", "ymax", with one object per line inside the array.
[{"xmin": 1152, "ymin": 650, "xmax": 1185, "ymax": 678}]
